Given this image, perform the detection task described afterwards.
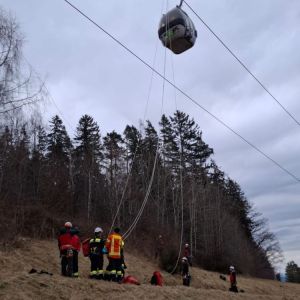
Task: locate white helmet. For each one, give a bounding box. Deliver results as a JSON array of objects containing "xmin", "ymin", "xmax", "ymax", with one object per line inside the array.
[
  {"xmin": 185, "ymin": 243, "xmax": 189, "ymax": 247},
  {"xmin": 94, "ymin": 227, "xmax": 103, "ymax": 233},
  {"xmin": 64, "ymin": 222, "xmax": 72, "ymax": 228},
  {"xmin": 229, "ymin": 266, "xmax": 235, "ymax": 271},
  {"xmin": 182, "ymin": 257, "xmax": 188, "ymax": 261}
]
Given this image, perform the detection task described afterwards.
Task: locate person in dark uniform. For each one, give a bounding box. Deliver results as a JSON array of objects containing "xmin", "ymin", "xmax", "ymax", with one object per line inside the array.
[{"xmin": 89, "ymin": 227, "xmax": 105, "ymax": 279}]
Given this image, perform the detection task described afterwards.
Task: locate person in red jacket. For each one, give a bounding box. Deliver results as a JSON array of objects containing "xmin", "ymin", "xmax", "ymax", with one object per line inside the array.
[
  {"xmin": 229, "ymin": 266, "xmax": 238, "ymax": 293},
  {"xmin": 105, "ymin": 227, "xmax": 124, "ymax": 282},
  {"xmin": 58, "ymin": 222, "xmax": 81, "ymax": 277},
  {"xmin": 183, "ymin": 243, "xmax": 192, "ymax": 266}
]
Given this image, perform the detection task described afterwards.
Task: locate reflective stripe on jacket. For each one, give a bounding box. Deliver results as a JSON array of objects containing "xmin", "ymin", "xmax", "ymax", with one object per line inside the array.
[
  {"xmin": 105, "ymin": 233, "xmax": 124, "ymax": 259},
  {"xmin": 89, "ymin": 237, "xmax": 105, "ymax": 255}
]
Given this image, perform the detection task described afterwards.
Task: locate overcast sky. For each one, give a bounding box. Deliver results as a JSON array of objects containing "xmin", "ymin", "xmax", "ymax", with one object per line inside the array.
[{"xmin": 2, "ymin": 0, "xmax": 300, "ymax": 272}]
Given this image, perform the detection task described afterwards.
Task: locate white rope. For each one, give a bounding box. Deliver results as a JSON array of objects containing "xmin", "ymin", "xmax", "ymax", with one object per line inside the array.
[
  {"xmin": 109, "ymin": 1, "xmax": 165, "ymax": 234},
  {"xmin": 123, "ymin": 0, "xmax": 169, "ymax": 240},
  {"xmin": 167, "ymin": 14, "xmax": 185, "ymax": 274}
]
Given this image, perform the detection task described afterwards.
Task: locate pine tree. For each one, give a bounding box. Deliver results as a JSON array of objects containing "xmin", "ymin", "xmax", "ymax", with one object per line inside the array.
[
  {"xmin": 46, "ymin": 115, "xmax": 73, "ymax": 214},
  {"xmin": 160, "ymin": 114, "xmax": 178, "ymax": 169},
  {"xmin": 170, "ymin": 110, "xmax": 213, "ymax": 171},
  {"xmin": 74, "ymin": 114, "xmax": 102, "ymax": 222},
  {"xmin": 47, "ymin": 115, "xmax": 72, "ymax": 163},
  {"xmin": 103, "ymin": 130, "xmax": 124, "ymax": 184}
]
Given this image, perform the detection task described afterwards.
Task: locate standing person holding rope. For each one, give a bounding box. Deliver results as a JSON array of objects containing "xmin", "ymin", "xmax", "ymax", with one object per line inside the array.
[{"xmin": 105, "ymin": 227, "xmax": 124, "ymax": 283}]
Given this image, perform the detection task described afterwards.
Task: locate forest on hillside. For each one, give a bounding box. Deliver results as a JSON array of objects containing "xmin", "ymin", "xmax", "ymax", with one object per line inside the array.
[{"xmin": 0, "ymin": 6, "xmax": 282, "ymax": 279}]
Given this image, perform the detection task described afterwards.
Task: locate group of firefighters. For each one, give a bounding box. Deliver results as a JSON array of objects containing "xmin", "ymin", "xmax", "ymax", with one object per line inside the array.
[
  {"xmin": 58, "ymin": 222, "xmax": 238, "ymax": 291},
  {"xmin": 58, "ymin": 222, "xmax": 125, "ymax": 282}
]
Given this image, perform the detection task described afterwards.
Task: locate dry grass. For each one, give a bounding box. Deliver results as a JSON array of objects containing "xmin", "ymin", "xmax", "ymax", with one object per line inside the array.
[{"xmin": 0, "ymin": 240, "xmax": 299, "ymax": 299}]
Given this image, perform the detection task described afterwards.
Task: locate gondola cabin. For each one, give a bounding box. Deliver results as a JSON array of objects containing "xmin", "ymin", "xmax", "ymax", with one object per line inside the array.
[{"xmin": 158, "ymin": 6, "xmax": 197, "ymax": 54}]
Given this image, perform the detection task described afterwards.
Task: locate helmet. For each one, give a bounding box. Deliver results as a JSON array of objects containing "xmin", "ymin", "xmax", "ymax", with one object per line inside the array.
[
  {"xmin": 114, "ymin": 227, "xmax": 120, "ymax": 233},
  {"xmin": 64, "ymin": 222, "xmax": 72, "ymax": 228},
  {"xmin": 182, "ymin": 257, "xmax": 188, "ymax": 261},
  {"xmin": 229, "ymin": 266, "xmax": 235, "ymax": 271},
  {"xmin": 94, "ymin": 227, "xmax": 103, "ymax": 234},
  {"xmin": 185, "ymin": 243, "xmax": 189, "ymax": 247}
]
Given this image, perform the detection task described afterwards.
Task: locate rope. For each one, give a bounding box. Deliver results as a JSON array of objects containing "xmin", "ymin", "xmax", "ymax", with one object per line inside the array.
[
  {"xmin": 123, "ymin": 0, "xmax": 169, "ymax": 240},
  {"xmin": 62, "ymin": 0, "xmax": 300, "ymax": 183},
  {"xmin": 166, "ymin": 12, "xmax": 184, "ymax": 274},
  {"xmin": 109, "ymin": 1, "xmax": 165, "ymax": 234}
]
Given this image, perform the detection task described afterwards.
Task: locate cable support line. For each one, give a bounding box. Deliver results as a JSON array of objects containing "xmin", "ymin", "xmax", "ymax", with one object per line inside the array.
[
  {"xmin": 122, "ymin": 148, "xmax": 159, "ymax": 240},
  {"xmin": 62, "ymin": 0, "xmax": 300, "ymax": 183},
  {"xmin": 165, "ymin": 3, "xmax": 185, "ymax": 274},
  {"xmin": 123, "ymin": 11, "xmax": 169, "ymax": 239},
  {"xmin": 109, "ymin": 1, "xmax": 164, "ymax": 234},
  {"xmin": 183, "ymin": 0, "xmax": 300, "ymax": 127}
]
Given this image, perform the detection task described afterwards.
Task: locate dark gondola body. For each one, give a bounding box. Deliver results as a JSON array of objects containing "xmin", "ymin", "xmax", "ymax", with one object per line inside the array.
[{"xmin": 158, "ymin": 6, "xmax": 197, "ymax": 54}]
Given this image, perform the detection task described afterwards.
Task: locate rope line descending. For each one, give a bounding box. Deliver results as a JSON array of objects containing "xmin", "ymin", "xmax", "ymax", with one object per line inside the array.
[
  {"xmin": 123, "ymin": 8, "xmax": 168, "ymax": 240},
  {"xmin": 183, "ymin": 0, "xmax": 300, "ymax": 127},
  {"xmin": 165, "ymin": 1, "xmax": 185, "ymax": 274},
  {"xmin": 109, "ymin": 3, "xmax": 164, "ymax": 234},
  {"xmin": 62, "ymin": 0, "xmax": 300, "ymax": 183}
]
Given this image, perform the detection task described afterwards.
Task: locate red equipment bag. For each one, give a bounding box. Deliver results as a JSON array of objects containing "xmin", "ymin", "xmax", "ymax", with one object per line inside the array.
[
  {"xmin": 123, "ymin": 275, "xmax": 140, "ymax": 285},
  {"xmin": 82, "ymin": 238, "xmax": 90, "ymax": 257},
  {"xmin": 150, "ymin": 271, "xmax": 163, "ymax": 286}
]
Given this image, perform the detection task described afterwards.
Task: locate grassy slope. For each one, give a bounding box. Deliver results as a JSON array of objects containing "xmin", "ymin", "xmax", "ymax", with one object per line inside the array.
[{"xmin": 0, "ymin": 240, "xmax": 299, "ymax": 300}]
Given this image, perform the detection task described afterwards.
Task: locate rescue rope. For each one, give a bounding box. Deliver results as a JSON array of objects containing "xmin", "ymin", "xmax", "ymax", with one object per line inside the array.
[
  {"xmin": 166, "ymin": 5, "xmax": 185, "ymax": 274},
  {"xmin": 122, "ymin": 0, "xmax": 169, "ymax": 240},
  {"xmin": 109, "ymin": 1, "xmax": 165, "ymax": 234}
]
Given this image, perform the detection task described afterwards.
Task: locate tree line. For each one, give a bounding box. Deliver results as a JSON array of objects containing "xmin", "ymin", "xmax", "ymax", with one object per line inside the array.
[{"xmin": 0, "ymin": 111, "xmax": 282, "ymax": 278}]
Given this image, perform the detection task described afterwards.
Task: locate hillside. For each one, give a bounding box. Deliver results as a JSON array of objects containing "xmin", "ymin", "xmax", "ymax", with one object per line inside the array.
[{"xmin": 0, "ymin": 240, "xmax": 299, "ymax": 299}]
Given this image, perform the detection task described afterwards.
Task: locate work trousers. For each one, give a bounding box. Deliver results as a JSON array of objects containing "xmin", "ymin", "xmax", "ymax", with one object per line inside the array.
[
  {"xmin": 90, "ymin": 254, "xmax": 104, "ymax": 278},
  {"xmin": 106, "ymin": 258, "xmax": 123, "ymax": 282}
]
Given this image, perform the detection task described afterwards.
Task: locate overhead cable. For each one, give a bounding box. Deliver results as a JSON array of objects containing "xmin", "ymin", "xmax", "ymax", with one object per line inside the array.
[
  {"xmin": 183, "ymin": 0, "xmax": 300, "ymax": 127},
  {"xmin": 62, "ymin": 0, "xmax": 300, "ymax": 183}
]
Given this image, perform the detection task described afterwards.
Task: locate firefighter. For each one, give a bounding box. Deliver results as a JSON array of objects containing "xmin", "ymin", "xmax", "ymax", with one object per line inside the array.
[
  {"xmin": 183, "ymin": 243, "xmax": 192, "ymax": 266},
  {"xmin": 181, "ymin": 257, "xmax": 191, "ymax": 286},
  {"xmin": 58, "ymin": 222, "xmax": 81, "ymax": 277},
  {"xmin": 229, "ymin": 265, "xmax": 238, "ymax": 293},
  {"xmin": 70, "ymin": 226, "xmax": 81, "ymax": 277},
  {"xmin": 89, "ymin": 227, "xmax": 105, "ymax": 279},
  {"xmin": 105, "ymin": 227, "xmax": 124, "ymax": 282}
]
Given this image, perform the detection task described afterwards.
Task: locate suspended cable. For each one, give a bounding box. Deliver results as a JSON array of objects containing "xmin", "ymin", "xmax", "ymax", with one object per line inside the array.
[
  {"xmin": 183, "ymin": 0, "xmax": 300, "ymax": 127},
  {"xmin": 62, "ymin": 0, "xmax": 300, "ymax": 183},
  {"xmin": 123, "ymin": 0, "xmax": 170, "ymax": 239},
  {"xmin": 168, "ymin": 27, "xmax": 185, "ymax": 275},
  {"xmin": 123, "ymin": 14, "xmax": 168, "ymax": 240},
  {"xmin": 109, "ymin": 3, "xmax": 164, "ymax": 234}
]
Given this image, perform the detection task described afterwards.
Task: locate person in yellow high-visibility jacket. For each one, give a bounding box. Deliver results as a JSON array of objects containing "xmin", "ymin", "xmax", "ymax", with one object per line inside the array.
[{"xmin": 105, "ymin": 227, "xmax": 124, "ymax": 282}]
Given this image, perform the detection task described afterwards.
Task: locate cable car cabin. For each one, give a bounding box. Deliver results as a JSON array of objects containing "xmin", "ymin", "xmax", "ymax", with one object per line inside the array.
[{"xmin": 158, "ymin": 6, "xmax": 197, "ymax": 54}]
